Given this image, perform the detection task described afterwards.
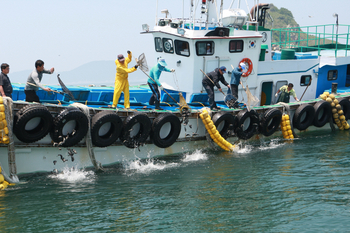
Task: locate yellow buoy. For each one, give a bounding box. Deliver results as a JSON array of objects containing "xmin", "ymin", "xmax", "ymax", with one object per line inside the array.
[
  {"xmin": 333, "ymin": 99, "xmax": 339, "ymax": 105},
  {"xmin": 324, "ymin": 91, "xmax": 330, "ymax": 96},
  {"xmin": 0, "ymin": 104, "xmax": 4, "ymax": 112},
  {"xmin": 336, "ymin": 104, "xmax": 341, "ymax": 110},
  {"xmin": 0, "ymin": 174, "xmax": 4, "ymax": 183},
  {"xmin": 326, "ymin": 97, "xmax": 332, "ymax": 103},
  {"xmin": 329, "ymin": 94, "xmax": 335, "ymax": 100}
]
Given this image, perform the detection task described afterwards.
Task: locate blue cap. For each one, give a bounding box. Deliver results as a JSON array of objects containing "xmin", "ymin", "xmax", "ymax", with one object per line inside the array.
[
  {"xmin": 158, "ymin": 58, "xmax": 167, "ymax": 67},
  {"xmin": 220, "ymin": 66, "xmax": 227, "ymax": 73}
]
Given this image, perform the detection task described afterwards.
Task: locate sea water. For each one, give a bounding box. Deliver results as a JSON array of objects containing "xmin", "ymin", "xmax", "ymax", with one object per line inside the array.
[{"xmin": 1, "ymin": 129, "xmax": 350, "ymax": 232}]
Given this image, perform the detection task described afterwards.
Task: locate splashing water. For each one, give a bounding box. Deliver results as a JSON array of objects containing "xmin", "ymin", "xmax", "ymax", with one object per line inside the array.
[
  {"xmin": 48, "ymin": 167, "xmax": 95, "ymax": 182},
  {"xmin": 258, "ymin": 139, "xmax": 284, "ymax": 151},
  {"xmin": 182, "ymin": 149, "xmax": 208, "ymax": 162},
  {"xmin": 123, "ymin": 158, "xmax": 179, "ymax": 175}
]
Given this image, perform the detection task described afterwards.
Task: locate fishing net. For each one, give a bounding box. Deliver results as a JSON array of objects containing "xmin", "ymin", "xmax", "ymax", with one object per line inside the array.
[
  {"xmin": 244, "ymin": 85, "xmax": 259, "ymax": 111},
  {"xmin": 136, "ymin": 53, "xmax": 149, "ymax": 72},
  {"xmin": 57, "ymin": 74, "xmax": 76, "ymax": 101}
]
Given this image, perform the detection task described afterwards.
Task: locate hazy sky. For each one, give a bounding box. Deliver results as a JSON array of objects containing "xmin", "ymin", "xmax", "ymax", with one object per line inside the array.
[{"xmin": 2, "ymin": 0, "xmax": 349, "ymax": 73}]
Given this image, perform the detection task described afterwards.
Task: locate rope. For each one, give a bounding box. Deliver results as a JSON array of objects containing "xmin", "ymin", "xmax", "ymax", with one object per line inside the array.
[
  {"xmin": 2, "ymin": 97, "xmax": 19, "ymax": 183},
  {"xmin": 69, "ymin": 103, "xmax": 104, "ymax": 172}
]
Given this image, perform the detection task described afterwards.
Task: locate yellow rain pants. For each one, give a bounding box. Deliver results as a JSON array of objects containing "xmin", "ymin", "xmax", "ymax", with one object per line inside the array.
[{"xmin": 112, "ymin": 52, "xmax": 137, "ymax": 108}]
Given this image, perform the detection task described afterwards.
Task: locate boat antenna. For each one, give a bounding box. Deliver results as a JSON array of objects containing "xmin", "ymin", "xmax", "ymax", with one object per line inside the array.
[{"xmin": 229, "ymin": 0, "xmax": 235, "ymax": 9}]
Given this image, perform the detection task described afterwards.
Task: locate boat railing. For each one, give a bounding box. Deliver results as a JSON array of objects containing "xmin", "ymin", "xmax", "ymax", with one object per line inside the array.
[{"xmin": 271, "ymin": 24, "xmax": 350, "ymax": 57}]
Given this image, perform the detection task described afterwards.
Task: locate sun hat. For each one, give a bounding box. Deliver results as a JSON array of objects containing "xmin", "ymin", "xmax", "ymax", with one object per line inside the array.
[
  {"xmin": 219, "ymin": 66, "xmax": 227, "ymax": 73},
  {"xmin": 118, "ymin": 54, "xmax": 125, "ymax": 62},
  {"xmin": 158, "ymin": 58, "xmax": 167, "ymax": 67}
]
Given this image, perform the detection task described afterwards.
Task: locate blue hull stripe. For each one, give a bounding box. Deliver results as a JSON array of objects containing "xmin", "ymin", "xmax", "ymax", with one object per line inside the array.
[{"xmin": 258, "ymin": 63, "xmax": 319, "ymax": 76}]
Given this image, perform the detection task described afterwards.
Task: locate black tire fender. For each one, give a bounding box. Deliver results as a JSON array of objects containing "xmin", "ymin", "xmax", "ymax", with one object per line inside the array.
[
  {"xmin": 293, "ymin": 104, "xmax": 315, "ymax": 130},
  {"xmin": 313, "ymin": 100, "xmax": 332, "ymax": 127},
  {"xmin": 338, "ymin": 98, "xmax": 350, "ymax": 120},
  {"xmin": 14, "ymin": 105, "xmax": 53, "ymax": 143},
  {"xmin": 234, "ymin": 109, "xmax": 259, "ymax": 140},
  {"xmin": 259, "ymin": 108, "xmax": 282, "ymax": 136},
  {"xmin": 151, "ymin": 113, "xmax": 181, "ymax": 148},
  {"xmin": 120, "ymin": 113, "xmax": 152, "ymax": 148},
  {"xmin": 50, "ymin": 108, "xmax": 89, "ymax": 147},
  {"xmin": 212, "ymin": 112, "xmax": 236, "ymax": 139},
  {"xmin": 91, "ymin": 111, "xmax": 122, "ymax": 147}
]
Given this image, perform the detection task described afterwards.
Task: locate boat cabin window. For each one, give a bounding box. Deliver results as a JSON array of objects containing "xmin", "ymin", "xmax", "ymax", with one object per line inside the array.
[
  {"xmin": 175, "ymin": 40, "xmax": 190, "ymax": 57},
  {"xmin": 229, "ymin": 40, "xmax": 244, "ymax": 53},
  {"xmin": 196, "ymin": 41, "xmax": 214, "ymax": 56},
  {"xmin": 155, "ymin": 37, "xmax": 163, "ymax": 52},
  {"xmin": 300, "ymin": 75, "xmax": 312, "ymax": 86},
  {"xmin": 327, "ymin": 70, "xmax": 338, "ymax": 81},
  {"xmin": 162, "ymin": 38, "xmax": 174, "ymax": 53}
]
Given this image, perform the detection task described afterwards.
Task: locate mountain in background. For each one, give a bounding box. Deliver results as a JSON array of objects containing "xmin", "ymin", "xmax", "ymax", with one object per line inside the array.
[{"xmin": 264, "ymin": 4, "xmax": 334, "ymax": 48}]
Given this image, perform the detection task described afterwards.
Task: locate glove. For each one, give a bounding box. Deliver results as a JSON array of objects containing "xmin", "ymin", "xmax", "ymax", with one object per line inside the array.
[
  {"xmin": 127, "ymin": 50, "xmax": 131, "ymax": 54},
  {"xmin": 275, "ymin": 93, "xmax": 278, "ymax": 97},
  {"xmin": 296, "ymin": 98, "xmax": 300, "ymax": 102},
  {"xmin": 171, "ymin": 69, "xmax": 175, "ymax": 72},
  {"xmin": 159, "ymin": 86, "xmax": 164, "ymax": 90},
  {"xmin": 134, "ymin": 65, "xmax": 138, "ymax": 69}
]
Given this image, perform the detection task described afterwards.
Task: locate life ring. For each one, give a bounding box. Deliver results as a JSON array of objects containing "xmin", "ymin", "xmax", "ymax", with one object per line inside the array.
[
  {"xmin": 313, "ymin": 100, "xmax": 332, "ymax": 127},
  {"xmin": 234, "ymin": 109, "xmax": 259, "ymax": 140},
  {"xmin": 14, "ymin": 105, "xmax": 53, "ymax": 143},
  {"xmin": 212, "ymin": 112, "xmax": 236, "ymax": 139},
  {"xmin": 259, "ymin": 108, "xmax": 282, "ymax": 136},
  {"xmin": 151, "ymin": 113, "xmax": 181, "ymax": 148},
  {"xmin": 239, "ymin": 58, "xmax": 253, "ymax": 77},
  {"xmin": 338, "ymin": 98, "xmax": 350, "ymax": 120},
  {"xmin": 50, "ymin": 108, "xmax": 89, "ymax": 147},
  {"xmin": 293, "ymin": 104, "xmax": 315, "ymax": 130},
  {"xmin": 120, "ymin": 113, "xmax": 152, "ymax": 148},
  {"xmin": 91, "ymin": 111, "xmax": 122, "ymax": 147}
]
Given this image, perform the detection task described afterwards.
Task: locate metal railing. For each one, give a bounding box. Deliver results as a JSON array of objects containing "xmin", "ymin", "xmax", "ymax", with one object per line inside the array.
[{"xmin": 271, "ymin": 24, "xmax": 350, "ymax": 57}]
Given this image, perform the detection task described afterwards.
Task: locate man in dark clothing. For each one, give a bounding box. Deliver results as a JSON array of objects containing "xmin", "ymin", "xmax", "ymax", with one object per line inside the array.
[
  {"xmin": 0, "ymin": 63, "xmax": 13, "ymax": 99},
  {"xmin": 202, "ymin": 66, "xmax": 230, "ymax": 110}
]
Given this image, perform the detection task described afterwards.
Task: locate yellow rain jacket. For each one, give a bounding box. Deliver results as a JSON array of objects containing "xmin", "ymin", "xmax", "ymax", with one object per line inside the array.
[{"xmin": 112, "ymin": 52, "xmax": 137, "ymax": 108}]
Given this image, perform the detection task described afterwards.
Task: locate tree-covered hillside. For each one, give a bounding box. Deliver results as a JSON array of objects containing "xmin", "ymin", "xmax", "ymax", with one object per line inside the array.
[{"xmin": 263, "ymin": 4, "xmax": 335, "ymax": 49}]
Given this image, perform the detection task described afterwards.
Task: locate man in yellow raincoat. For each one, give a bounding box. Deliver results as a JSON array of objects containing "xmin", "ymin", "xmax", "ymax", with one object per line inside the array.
[{"xmin": 112, "ymin": 51, "xmax": 138, "ymax": 108}]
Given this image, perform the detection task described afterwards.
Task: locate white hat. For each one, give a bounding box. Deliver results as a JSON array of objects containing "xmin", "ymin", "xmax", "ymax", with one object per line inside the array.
[{"xmin": 239, "ymin": 62, "xmax": 246, "ymax": 70}]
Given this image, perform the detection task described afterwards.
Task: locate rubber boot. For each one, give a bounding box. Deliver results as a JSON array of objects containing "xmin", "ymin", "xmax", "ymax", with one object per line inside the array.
[{"xmin": 155, "ymin": 101, "xmax": 163, "ymax": 110}]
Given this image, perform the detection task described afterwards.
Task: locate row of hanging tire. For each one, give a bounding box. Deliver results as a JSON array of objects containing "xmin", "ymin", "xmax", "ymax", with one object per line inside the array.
[
  {"xmin": 13, "ymin": 104, "xmax": 181, "ymax": 148},
  {"xmin": 11, "ymin": 97, "xmax": 350, "ymax": 148},
  {"xmin": 210, "ymin": 97, "xmax": 350, "ymax": 140}
]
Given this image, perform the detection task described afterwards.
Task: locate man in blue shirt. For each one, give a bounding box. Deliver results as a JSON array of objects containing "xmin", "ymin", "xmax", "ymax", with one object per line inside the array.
[
  {"xmin": 148, "ymin": 58, "xmax": 175, "ymax": 110},
  {"xmin": 230, "ymin": 63, "xmax": 245, "ymax": 99}
]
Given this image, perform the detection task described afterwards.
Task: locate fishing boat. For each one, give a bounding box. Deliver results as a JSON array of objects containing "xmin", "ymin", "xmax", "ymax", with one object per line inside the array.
[{"xmin": 1, "ymin": 0, "xmax": 350, "ymax": 182}]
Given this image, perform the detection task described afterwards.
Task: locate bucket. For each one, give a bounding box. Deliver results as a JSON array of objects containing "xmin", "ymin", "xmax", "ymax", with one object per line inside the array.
[{"xmin": 281, "ymin": 49, "xmax": 295, "ymax": 60}]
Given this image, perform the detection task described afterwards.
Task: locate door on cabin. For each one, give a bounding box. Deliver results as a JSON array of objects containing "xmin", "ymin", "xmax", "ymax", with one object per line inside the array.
[{"xmin": 261, "ymin": 81, "xmax": 273, "ymax": 105}]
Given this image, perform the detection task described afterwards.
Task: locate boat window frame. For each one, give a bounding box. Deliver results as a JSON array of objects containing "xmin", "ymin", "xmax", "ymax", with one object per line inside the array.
[
  {"xmin": 175, "ymin": 40, "xmax": 190, "ymax": 57},
  {"xmin": 229, "ymin": 40, "xmax": 244, "ymax": 53},
  {"xmin": 196, "ymin": 41, "xmax": 214, "ymax": 56},
  {"xmin": 327, "ymin": 70, "xmax": 338, "ymax": 81},
  {"xmin": 162, "ymin": 38, "xmax": 174, "ymax": 54},
  {"xmin": 154, "ymin": 37, "xmax": 163, "ymax": 52},
  {"xmin": 300, "ymin": 75, "xmax": 312, "ymax": 86}
]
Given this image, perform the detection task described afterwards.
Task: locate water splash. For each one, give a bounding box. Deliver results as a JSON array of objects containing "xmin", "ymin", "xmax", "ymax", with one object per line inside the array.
[
  {"xmin": 48, "ymin": 167, "xmax": 95, "ymax": 182},
  {"xmin": 182, "ymin": 149, "xmax": 208, "ymax": 162},
  {"xmin": 258, "ymin": 139, "xmax": 284, "ymax": 151},
  {"xmin": 123, "ymin": 159, "xmax": 179, "ymax": 175}
]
